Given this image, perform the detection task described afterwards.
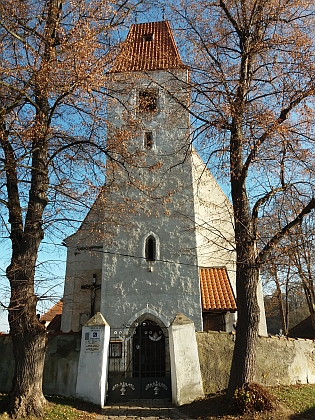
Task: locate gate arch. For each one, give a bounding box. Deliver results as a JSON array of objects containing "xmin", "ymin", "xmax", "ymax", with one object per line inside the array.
[{"xmin": 107, "ymin": 314, "xmax": 171, "ymax": 401}]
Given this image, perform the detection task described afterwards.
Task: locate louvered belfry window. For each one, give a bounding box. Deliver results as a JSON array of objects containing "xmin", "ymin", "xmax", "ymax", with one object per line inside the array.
[{"xmin": 139, "ymin": 89, "xmax": 158, "ymax": 112}]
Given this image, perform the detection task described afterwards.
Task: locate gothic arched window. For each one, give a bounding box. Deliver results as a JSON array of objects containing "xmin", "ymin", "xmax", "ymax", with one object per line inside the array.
[{"xmin": 145, "ymin": 235, "xmax": 156, "ymax": 261}]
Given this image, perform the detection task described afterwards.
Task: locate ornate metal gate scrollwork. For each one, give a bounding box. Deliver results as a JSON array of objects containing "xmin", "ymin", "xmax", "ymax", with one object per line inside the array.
[{"xmin": 107, "ymin": 320, "xmax": 171, "ymax": 401}]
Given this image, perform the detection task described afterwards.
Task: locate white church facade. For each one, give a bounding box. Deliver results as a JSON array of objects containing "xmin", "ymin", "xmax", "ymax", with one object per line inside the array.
[{"xmin": 60, "ymin": 20, "xmax": 267, "ymax": 401}]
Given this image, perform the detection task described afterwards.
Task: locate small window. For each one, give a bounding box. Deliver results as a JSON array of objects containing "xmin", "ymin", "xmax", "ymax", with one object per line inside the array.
[
  {"xmin": 109, "ymin": 341, "xmax": 122, "ymax": 358},
  {"xmin": 143, "ymin": 33, "xmax": 154, "ymax": 42},
  {"xmin": 142, "ymin": 232, "xmax": 160, "ymax": 267},
  {"xmin": 144, "ymin": 132, "xmax": 154, "ymax": 150},
  {"xmin": 145, "ymin": 235, "xmax": 156, "ymax": 261},
  {"xmin": 139, "ymin": 89, "xmax": 158, "ymax": 113},
  {"xmin": 202, "ymin": 312, "xmax": 226, "ymax": 332}
]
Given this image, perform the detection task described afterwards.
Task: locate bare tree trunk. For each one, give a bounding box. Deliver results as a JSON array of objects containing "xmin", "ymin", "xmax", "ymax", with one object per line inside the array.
[
  {"xmin": 302, "ymin": 279, "xmax": 315, "ymax": 331},
  {"xmin": 273, "ymin": 266, "xmax": 288, "ymax": 335},
  {"xmin": 227, "ymin": 256, "xmax": 260, "ymax": 400},
  {"xmin": 285, "ymin": 280, "xmax": 290, "ymax": 333},
  {"xmin": 2, "ymin": 84, "xmax": 50, "ymax": 417},
  {"xmin": 9, "ymin": 329, "xmax": 47, "ymax": 417},
  {"xmin": 227, "ymin": 124, "xmax": 260, "ymax": 400},
  {"xmin": 6, "ymin": 157, "xmax": 49, "ymax": 417},
  {"xmin": 8, "ymin": 261, "xmax": 47, "ymax": 417}
]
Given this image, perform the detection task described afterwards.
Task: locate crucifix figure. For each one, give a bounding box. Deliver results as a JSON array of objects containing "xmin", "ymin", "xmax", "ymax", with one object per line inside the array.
[{"xmin": 81, "ymin": 274, "xmax": 101, "ymax": 317}]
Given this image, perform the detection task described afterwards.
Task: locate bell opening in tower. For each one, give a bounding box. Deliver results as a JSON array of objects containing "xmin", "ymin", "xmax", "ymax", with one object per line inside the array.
[{"xmin": 139, "ymin": 89, "xmax": 158, "ymax": 113}]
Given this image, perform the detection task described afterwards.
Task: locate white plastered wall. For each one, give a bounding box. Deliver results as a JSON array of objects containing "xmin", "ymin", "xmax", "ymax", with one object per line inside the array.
[
  {"xmin": 100, "ymin": 69, "xmax": 203, "ymax": 330},
  {"xmin": 190, "ymin": 151, "xmax": 267, "ymax": 336}
]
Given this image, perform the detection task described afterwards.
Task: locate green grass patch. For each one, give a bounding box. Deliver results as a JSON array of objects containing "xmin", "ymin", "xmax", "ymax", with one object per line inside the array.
[
  {"xmin": 0, "ymin": 394, "xmax": 99, "ymax": 420},
  {"xmin": 269, "ymin": 384, "xmax": 315, "ymax": 415},
  {"xmin": 0, "ymin": 385, "xmax": 315, "ymax": 419}
]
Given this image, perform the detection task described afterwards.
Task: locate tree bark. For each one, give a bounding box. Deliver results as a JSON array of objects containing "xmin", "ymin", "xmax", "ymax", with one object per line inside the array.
[
  {"xmin": 0, "ymin": 122, "xmax": 48, "ymax": 416},
  {"xmin": 5, "ymin": 134, "xmax": 49, "ymax": 417},
  {"xmin": 6, "ymin": 121, "xmax": 49, "ymax": 417},
  {"xmin": 227, "ymin": 263, "xmax": 260, "ymax": 396},
  {"xmin": 8, "ymin": 262, "xmax": 47, "ymax": 417},
  {"xmin": 274, "ymin": 266, "xmax": 288, "ymax": 335},
  {"xmin": 226, "ymin": 116, "xmax": 260, "ymax": 400},
  {"xmin": 1, "ymin": 1, "xmax": 61, "ymax": 416}
]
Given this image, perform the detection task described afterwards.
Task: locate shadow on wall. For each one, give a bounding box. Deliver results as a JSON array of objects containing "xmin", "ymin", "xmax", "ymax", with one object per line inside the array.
[{"xmin": 0, "ymin": 332, "xmax": 81, "ymax": 396}]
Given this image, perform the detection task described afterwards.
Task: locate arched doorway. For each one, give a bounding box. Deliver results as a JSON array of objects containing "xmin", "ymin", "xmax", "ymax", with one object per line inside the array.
[
  {"xmin": 132, "ymin": 320, "xmax": 166, "ymax": 377},
  {"xmin": 107, "ymin": 317, "xmax": 171, "ymax": 401}
]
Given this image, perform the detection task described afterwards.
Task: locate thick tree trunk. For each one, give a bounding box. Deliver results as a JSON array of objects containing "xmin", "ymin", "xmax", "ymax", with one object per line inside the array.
[
  {"xmin": 1, "ymin": 117, "xmax": 48, "ymax": 417},
  {"xmin": 227, "ymin": 263, "xmax": 260, "ymax": 400},
  {"xmin": 9, "ymin": 325, "xmax": 47, "ymax": 418},
  {"xmin": 226, "ymin": 222, "xmax": 261, "ymax": 402},
  {"xmin": 5, "ymin": 113, "xmax": 49, "ymax": 416},
  {"xmin": 9, "ymin": 335, "xmax": 47, "ymax": 417},
  {"xmin": 7, "ymin": 256, "xmax": 47, "ymax": 418},
  {"xmin": 227, "ymin": 120, "xmax": 261, "ymax": 401}
]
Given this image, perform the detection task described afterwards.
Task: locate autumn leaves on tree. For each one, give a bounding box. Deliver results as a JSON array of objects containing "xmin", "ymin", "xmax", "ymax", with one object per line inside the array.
[
  {"xmin": 172, "ymin": 0, "xmax": 315, "ymax": 399},
  {"xmin": 0, "ymin": 0, "xmax": 138, "ymax": 417},
  {"xmin": 1, "ymin": 0, "xmax": 315, "ymax": 417}
]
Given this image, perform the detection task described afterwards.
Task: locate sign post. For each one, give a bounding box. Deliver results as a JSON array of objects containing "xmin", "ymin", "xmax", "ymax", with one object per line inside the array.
[{"xmin": 76, "ymin": 312, "xmax": 110, "ymax": 406}]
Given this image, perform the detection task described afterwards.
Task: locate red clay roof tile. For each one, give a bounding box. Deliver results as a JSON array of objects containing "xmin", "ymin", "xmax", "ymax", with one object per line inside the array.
[
  {"xmin": 200, "ymin": 267, "xmax": 237, "ymax": 311},
  {"xmin": 46, "ymin": 314, "xmax": 62, "ymax": 332},
  {"xmin": 40, "ymin": 300, "xmax": 63, "ymax": 323},
  {"xmin": 111, "ymin": 21, "xmax": 186, "ymax": 72}
]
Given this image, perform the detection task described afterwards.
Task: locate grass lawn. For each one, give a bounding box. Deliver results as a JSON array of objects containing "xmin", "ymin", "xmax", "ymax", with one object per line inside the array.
[
  {"xmin": 180, "ymin": 384, "xmax": 315, "ymax": 419},
  {"xmin": 0, "ymin": 385, "xmax": 314, "ymax": 419},
  {"xmin": 0, "ymin": 395, "xmax": 100, "ymax": 420},
  {"xmin": 271, "ymin": 384, "xmax": 315, "ymax": 417}
]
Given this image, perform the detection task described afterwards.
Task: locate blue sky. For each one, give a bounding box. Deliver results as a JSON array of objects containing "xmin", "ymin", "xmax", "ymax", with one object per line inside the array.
[
  {"xmin": 0, "ymin": 240, "xmax": 67, "ymax": 333},
  {"xmin": 0, "ymin": 9, "xmax": 234, "ymax": 333}
]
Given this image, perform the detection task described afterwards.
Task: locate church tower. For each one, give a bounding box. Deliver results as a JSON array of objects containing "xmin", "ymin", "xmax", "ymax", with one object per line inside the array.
[
  {"xmin": 99, "ymin": 20, "xmax": 236, "ymax": 332},
  {"xmin": 61, "ymin": 21, "xmax": 268, "ymax": 399},
  {"xmin": 61, "ymin": 21, "xmax": 256, "ymax": 336}
]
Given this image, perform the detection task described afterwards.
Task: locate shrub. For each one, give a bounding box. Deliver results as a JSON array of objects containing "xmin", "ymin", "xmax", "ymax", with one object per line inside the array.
[{"xmin": 233, "ymin": 383, "xmax": 276, "ymax": 414}]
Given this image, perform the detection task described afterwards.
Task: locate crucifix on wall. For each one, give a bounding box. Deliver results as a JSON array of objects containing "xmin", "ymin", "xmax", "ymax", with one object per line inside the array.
[{"xmin": 81, "ymin": 274, "xmax": 101, "ymax": 317}]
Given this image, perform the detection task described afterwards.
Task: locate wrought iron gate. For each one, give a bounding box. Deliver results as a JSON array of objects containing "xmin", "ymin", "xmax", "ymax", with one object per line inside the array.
[{"xmin": 107, "ymin": 320, "xmax": 171, "ymax": 401}]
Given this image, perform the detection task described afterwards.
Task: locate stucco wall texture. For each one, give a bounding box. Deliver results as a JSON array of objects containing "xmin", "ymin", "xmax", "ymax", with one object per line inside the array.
[{"xmin": 197, "ymin": 331, "xmax": 315, "ymax": 394}]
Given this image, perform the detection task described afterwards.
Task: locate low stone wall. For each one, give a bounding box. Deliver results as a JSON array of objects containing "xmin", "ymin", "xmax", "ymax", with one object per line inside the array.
[
  {"xmin": 197, "ymin": 331, "xmax": 315, "ymax": 394},
  {"xmin": 44, "ymin": 333, "xmax": 81, "ymax": 397},
  {"xmin": 1, "ymin": 331, "xmax": 315, "ymax": 399},
  {"xmin": 0, "ymin": 333, "xmax": 80, "ymax": 397},
  {"xmin": 196, "ymin": 331, "xmax": 233, "ymax": 394},
  {"xmin": 256, "ymin": 334, "xmax": 315, "ymax": 387}
]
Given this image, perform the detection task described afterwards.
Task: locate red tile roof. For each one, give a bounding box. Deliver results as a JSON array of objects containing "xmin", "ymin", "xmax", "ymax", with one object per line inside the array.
[
  {"xmin": 200, "ymin": 268, "xmax": 237, "ymax": 311},
  {"xmin": 40, "ymin": 300, "xmax": 63, "ymax": 323},
  {"xmin": 111, "ymin": 21, "xmax": 186, "ymax": 73},
  {"xmin": 47, "ymin": 314, "xmax": 62, "ymax": 332}
]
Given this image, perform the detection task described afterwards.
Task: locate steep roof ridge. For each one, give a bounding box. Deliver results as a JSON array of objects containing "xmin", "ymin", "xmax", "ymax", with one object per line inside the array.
[{"xmin": 111, "ymin": 20, "xmax": 186, "ymax": 73}]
